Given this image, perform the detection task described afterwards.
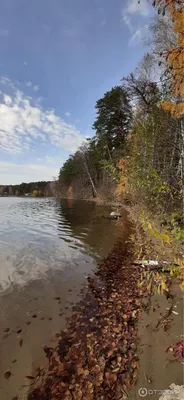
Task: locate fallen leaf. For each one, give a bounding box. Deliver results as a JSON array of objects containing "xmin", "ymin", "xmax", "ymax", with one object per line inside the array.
[
  {"xmin": 77, "ymin": 367, "xmax": 84, "ymax": 376},
  {"xmin": 32, "ymin": 314, "xmax": 37, "ymax": 318},
  {"xmin": 17, "ymin": 329, "xmax": 22, "ymax": 334},
  {"xmin": 4, "ymin": 370, "xmax": 11, "ymax": 379},
  {"xmin": 4, "ymin": 328, "xmax": 10, "ymax": 333},
  {"xmin": 26, "ymin": 321, "xmax": 31, "ymax": 325},
  {"xmin": 26, "ymin": 375, "xmax": 36, "ymax": 380},
  {"xmin": 19, "ymin": 338, "xmax": 23, "ymax": 347}
]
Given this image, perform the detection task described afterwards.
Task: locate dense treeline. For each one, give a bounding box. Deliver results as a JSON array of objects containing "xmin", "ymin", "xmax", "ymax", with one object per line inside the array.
[
  {"xmin": 58, "ymin": 0, "xmax": 184, "ymax": 218},
  {"xmin": 0, "ymin": 181, "xmax": 51, "ymax": 197},
  {"xmin": 59, "ymin": 86, "xmax": 132, "ymax": 198}
]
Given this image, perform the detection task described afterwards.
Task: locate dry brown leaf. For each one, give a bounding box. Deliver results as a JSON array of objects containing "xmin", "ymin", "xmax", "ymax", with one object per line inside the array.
[
  {"xmin": 26, "ymin": 375, "xmax": 36, "ymax": 380},
  {"xmin": 4, "ymin": 370, "xmax": 11, "ymax": 379}
]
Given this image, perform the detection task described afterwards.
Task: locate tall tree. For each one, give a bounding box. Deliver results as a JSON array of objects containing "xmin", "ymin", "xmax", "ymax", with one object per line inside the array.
[
  {"xmin": 139, "ymin": 0, "xmax": 183, "ymax": 107},
  {"xmin": 154, "ymin": 0, "xmax": 184, "ymax": 216},
  {"xmin": 93, "ymin": 86, "xmax": 132, "ymax": 158},
  {"xmin": 139, "ymin": 0, "xmax": 184, "ymax": 215}
]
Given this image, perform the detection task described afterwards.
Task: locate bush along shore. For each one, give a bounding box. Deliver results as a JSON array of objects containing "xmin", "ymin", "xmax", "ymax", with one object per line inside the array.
[{"xmin": 28, "ymin": 240, "xmax": 145, "ymax": 400}]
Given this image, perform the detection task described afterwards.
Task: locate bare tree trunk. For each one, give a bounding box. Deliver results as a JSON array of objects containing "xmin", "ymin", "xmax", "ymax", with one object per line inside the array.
[
  {"xmin": 106, "ymin": 144, "xmax": 112, "ymax": 163},
  {"xmin": 83, "ymin": 161, "xmax": 98, "ymax": 197},
  {"xmin": 80, "ymin": 151, "xmax": 98, "ymax": 197}
]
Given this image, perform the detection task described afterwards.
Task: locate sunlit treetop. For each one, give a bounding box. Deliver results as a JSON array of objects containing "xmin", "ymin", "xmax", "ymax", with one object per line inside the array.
[{"xmin": 138, "ymin": 0, "xmax": 184, "ymax": 117}]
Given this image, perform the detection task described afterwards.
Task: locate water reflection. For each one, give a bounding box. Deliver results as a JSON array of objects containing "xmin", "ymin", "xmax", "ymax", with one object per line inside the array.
[
  {"xmin": 0, "ymin": 197, "xmax": 127, "ymax": 295},
  {"xmin": 58, "ymin": 198, "xmax": 128, "ymax": 256}
]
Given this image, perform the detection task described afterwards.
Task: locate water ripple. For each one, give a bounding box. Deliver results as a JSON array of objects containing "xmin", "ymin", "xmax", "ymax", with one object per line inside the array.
[
  {"xmin": 0, "ymin": 197, "xmax": 94, "ymax": 294},
  {"xmin": 0, "ymin": 197, "xmax": 125, "ymax": 295}
]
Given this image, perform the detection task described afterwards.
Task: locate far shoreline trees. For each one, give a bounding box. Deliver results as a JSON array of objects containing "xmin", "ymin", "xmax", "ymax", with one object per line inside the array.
[{"xmin": 0, "ymin": 181, "xmax": 52, "ymax": 197}]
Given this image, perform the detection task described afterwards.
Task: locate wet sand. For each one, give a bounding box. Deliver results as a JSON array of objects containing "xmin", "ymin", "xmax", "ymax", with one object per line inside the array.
[
  {"xmin": 0, "ymin": 270, "xmax": 93, "ymax": 399},
  {"xmin": 28, "ymin": 240, "xmax": 143, "ymax": 399},
  {"xmin": 130, "ymin": 282, "xmax": 183, "ymax": 400},
  {"xmin": 28, "ymin": 252, "xmax": 183, "ymax": 400}
]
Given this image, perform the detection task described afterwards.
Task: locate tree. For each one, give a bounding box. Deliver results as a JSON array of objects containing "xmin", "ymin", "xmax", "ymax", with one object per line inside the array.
[
  {"xmin": 147, "ymin": 13, "xmax": 176, "ymax": 56},
  {"xmin": 77, "ymin": 144, "xmax": 98, "ymax": 197},
  {"xmin": 59, "ymin": 156, "xmax": 77, "ymax": 185},
  {"xmin": 138, "ymin": 0, "xmax": 184, "ymax": 216},
  {"xmin": 140, "ymin": 0, "xmax": 184, "ymax": 114},
  {"xmin": 93, "ymin": 86, "xmax": 132, "ymax": 159},
  {"xmin": 32, "ymin": 189, "xmax": 39, "ymax": 197},
  {"xmin": 87, "ymin": 137, "xmax": 102, "ymax": 183},
  {"xmin": 122, "ymin": 54, "xmax": 161, "ymax": 117},
  {"xmin": 129, "ymin": 105, "xmax": 181, "ymax": 210},
  {"xmin": 146, "ymin": 13, "xmax": 177, "ymax": 95},
  {"xmin": 153, "ymin": 0, "xmax": 184, "ymax": 217}
]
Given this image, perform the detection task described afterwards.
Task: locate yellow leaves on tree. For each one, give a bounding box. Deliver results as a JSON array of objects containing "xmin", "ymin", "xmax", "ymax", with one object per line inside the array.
[
  {"xmin": 155, "ymin": 0, "xmax": 184, "ymax": 117},
  {"xmin": 115, "ymin": 158, "xmax": 129, "ymax": 199}
]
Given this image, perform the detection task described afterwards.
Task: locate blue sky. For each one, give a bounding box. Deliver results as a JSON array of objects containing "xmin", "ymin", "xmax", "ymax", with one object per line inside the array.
[{"xmin": 0, "ymin": 0, "xmax": 155, "ymax": 184}]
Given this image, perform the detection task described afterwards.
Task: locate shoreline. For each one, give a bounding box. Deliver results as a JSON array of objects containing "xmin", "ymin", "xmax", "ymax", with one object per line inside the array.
[
  {"xmin": 28, "ymin": 239, "xmax": 144, "ymax": 399},
  {"xmin": 27, "ymin": 205, "xmax": 183, "ymax": 400}
]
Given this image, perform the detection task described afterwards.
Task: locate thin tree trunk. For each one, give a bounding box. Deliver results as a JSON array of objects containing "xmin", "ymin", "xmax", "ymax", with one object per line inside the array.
[
  {"xmin": 80, "ymin": 152, "xmax": 98, "ymax": 197},
  {"xmin": 106, "ymin": 144, "xmax": 112, "ymax": 163}
]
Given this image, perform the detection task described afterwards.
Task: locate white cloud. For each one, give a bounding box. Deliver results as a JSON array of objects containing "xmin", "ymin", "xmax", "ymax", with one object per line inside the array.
[
  {"xmin": 0, "ymin": 79, "xmax": 84, "ymax": 155},
  {"xmin": 26, "ymin": 81, "xmax": 32, "ymax": 87},
  {"xmin": 65, "ymin": 111, "xmax": 71, "ymax": 117},
  {"xmin": 0, "ymin": 29, "xmax": 9, "ymax": 37},
  {"xmin": 0, "ymin": 76, "xmax": 16, "ymax": 89},
  {"xmin": 37, "ymin": 155, "xmax": 63, "ymax": 165},
  {"xmin": 122, "ymin": 14, "xmax": 133, "ymax": 31},
  {"xmin": 129, "ymin": 24, "xmax": 149, "ymax": 45},
  {"xmin": 123, "ymin": 0, "xmax": 150, "ymax": 18},
  {"xmin": 0, "ymin": 161, "xmax": 59, "ymax": 184},
  {"xmin": 4, "ymin": 95, "xmax": 12, "ymax": 106},
  {"xmin": 122, "ymin": 1, "xmax": 151, "ymax": 45},
  {"xmin": 33, "ymin": 85, "xmax": 39, "ymax": 92}
]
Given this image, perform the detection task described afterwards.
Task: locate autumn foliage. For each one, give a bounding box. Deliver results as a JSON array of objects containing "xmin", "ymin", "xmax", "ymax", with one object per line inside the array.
[{"xmin": 154, "ymin": 0, "xmax": 184, "ymax": 116}]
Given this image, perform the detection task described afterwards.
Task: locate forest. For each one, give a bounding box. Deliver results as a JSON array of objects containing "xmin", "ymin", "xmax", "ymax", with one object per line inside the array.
[
  {"xmin": 58, "ymin": 0, "xmax": 184, "ymax": 220},
  {"xmin": 0, "ymin": 181, "xmax": 51, "ymax": 197}
]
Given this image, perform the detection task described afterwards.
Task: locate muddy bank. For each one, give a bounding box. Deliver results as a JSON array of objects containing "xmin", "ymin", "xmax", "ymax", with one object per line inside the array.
[
  {"xmin": 27, "ymin": 244, "xmax": 184, "ymax": 400},
  {"xmin": 130, "ymin": 281, "xmax": 183, "ymax": 400},
  {"xmin": 28, "ymin": 241, "xmax": 143, "ymax": 399}
]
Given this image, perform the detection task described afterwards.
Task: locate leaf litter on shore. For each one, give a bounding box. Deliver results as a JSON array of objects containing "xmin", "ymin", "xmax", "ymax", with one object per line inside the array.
[{"xmin": 28, "ymin": 242, "xmax": 144, "ymax": 400}]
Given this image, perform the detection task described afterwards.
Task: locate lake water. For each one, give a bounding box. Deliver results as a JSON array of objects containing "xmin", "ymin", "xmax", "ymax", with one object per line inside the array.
[{"xmin": 0, "ymin": 197, "xmax": 129, "ymax": 399}]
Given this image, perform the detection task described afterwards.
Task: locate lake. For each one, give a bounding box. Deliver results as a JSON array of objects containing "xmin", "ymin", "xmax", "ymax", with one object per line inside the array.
[{"xmin": 0, "ymin": 197, "xmax": 129, "ymax": 399}]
